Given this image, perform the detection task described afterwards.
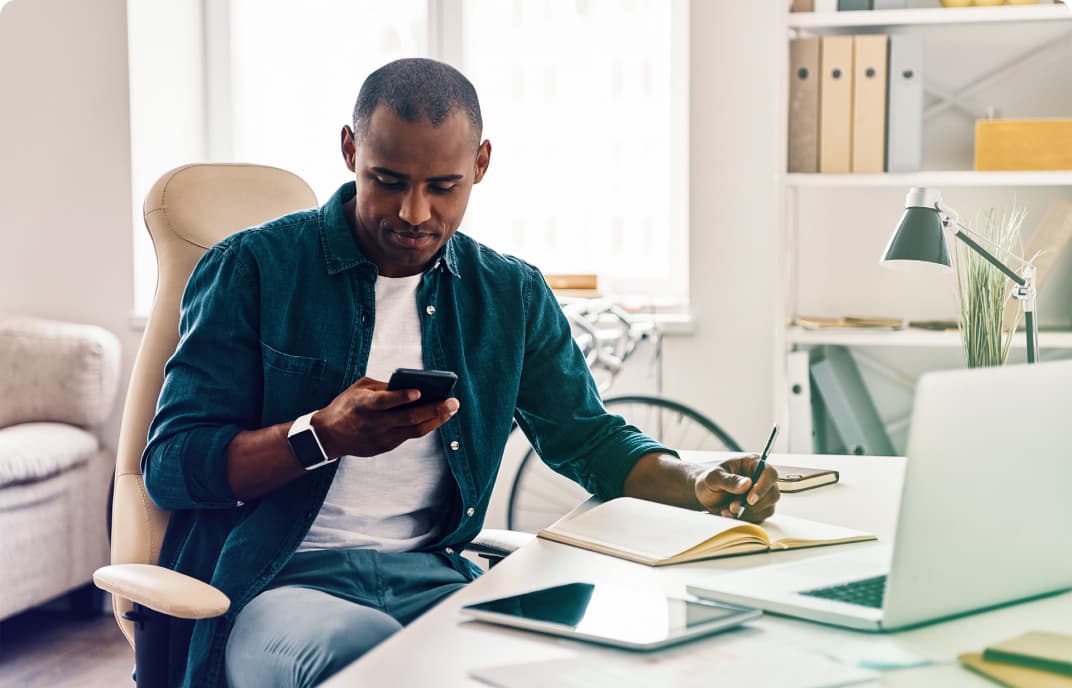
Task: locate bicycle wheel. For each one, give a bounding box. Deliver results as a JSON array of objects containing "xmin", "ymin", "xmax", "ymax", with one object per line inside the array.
[{"xmin": 506, "ymin": 395, "xmax": 742, "ymax": 532}]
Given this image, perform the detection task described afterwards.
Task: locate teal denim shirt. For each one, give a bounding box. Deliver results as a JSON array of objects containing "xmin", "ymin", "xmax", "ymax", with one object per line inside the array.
[{"xmin": 143, "ymin": 182, "xmax": 676, "ymax": 687}]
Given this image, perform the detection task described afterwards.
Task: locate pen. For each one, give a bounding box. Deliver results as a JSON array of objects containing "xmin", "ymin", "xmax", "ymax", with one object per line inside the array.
[{"xmin": 738, "ymin": 424, "xmax": 779, "ymax": 518}]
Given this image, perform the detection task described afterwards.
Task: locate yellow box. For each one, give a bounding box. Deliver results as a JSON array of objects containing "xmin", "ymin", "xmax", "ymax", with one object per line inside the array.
[{"xmin": 974, "ymin": 118, "xmax": 1072, "ymax": 171}]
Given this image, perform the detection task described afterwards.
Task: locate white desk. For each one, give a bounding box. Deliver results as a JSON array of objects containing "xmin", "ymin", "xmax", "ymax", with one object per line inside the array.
[{"xmin": 322, "ymin": 453, "xmax": 1072, "ymax": 686}]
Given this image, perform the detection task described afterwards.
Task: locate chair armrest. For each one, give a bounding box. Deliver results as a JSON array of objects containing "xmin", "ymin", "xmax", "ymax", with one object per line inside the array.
[
  {"xmin": 466, "ymin": 528, "xmax": 536, "ymax": 560},
  {"xmin": 94, "ymin": 564, "xmax": 230, "ymax": 619}
]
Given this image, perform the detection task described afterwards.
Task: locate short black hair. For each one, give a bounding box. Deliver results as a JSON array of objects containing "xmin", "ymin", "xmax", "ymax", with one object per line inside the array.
[{"xmin": 352, "ymin": 58, "xmax": 482, "ymax": 144}]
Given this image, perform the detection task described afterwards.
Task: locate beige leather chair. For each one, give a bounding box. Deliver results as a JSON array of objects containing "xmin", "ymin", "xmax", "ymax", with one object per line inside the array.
[{"xmin": 93, "ymin": 163, "xmax": 526, "ymax": 687}]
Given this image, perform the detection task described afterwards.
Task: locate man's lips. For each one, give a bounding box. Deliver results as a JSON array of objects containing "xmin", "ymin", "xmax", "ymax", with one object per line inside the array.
[{"xmin": 388, "ymin": 228, "xmax": 436, "ymax": 248}]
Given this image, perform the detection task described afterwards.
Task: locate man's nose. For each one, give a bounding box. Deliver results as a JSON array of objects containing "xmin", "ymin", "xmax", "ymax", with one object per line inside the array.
[{"xmin": 398, "ymin": 189, "xmax": 431, "ymax": 226}]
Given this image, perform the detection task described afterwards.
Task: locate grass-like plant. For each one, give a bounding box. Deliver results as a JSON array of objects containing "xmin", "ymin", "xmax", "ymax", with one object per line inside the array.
[{"xmin": 953, "ymin": 205, "xmax": 1028, "ymax": 368}]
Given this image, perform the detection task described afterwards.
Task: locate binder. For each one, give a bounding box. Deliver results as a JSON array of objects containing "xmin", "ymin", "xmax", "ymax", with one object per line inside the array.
[
  {"xmin": 838, "ymin": 0, "xmax": 872, "ymax": 9},
  {"xmin": 788, "ymin": 37, "xmax": 821, "ymax": 173},
  {"xmin": 819, "ymin": 36, "xmax": 854, "ymax": 173},
  {"xmin": 786, "ymin": 350, "xmax": 815, "ymax": 453},
  {"xmin": 790, "ymin": 0, "xmax": 815, "ymax": 11},
  {"xmin": 814, "ymin": 0, "xmax": 838, "ymax": 12},
  {"xmin": 873, "ymin": 0, "xmax": 906, "ymax": 7},
  {"xmin": 809, "ymin": 346, "xmax": 895, "ymax": 456},
  {"xmin": 851, "ymin": 34, "xmax": 889, "ymax": 173},
  {"xmin": 886, "ymin": 33, "xmax": 925, "ymax": 173}
]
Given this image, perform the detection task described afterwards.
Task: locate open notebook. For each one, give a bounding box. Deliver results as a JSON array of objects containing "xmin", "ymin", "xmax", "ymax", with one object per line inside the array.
[{"xmin": 537, "ymin": 497, "xmax": 875, "ymax": 567}]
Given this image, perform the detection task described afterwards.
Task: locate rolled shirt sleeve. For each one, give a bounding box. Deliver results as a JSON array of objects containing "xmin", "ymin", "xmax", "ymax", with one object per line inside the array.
[
  {"xmin": 513, "ymin": 265, "xmax": 678, "ymax": 500},
  {"xmin": 142, "ymin": 242, "xmax": 264, "ymax": 511}
]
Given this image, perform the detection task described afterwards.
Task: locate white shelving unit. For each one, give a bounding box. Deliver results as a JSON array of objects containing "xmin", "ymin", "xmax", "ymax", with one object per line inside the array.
[
  {"xmin": 787, "ymin": 326, "xmax": 1072, "ymax": 349},
  {"xmin": 787, "ymin": 3, "xmax": 1070, "ymax": 29},
  {"xmin": 776, "ymin": 3, "xmax": 1072, "ymax": 455},
  {"xmin": 787, "ymin": 170, "xmax": 1072, "ymax": 188}
]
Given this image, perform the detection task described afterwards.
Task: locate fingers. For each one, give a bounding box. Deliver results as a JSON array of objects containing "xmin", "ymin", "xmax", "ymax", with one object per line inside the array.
[
  {"xmin": 700, "ymin": 467, "xmax": 752, "ymax": 495},
  {"xmin": 321, "ymin": 378, "xmax": 461, "ymax": 457},
  {"xmin": 698, "ymin": 455, "xmax": 781, "ymax": 522},
  {"xmin": 697, "ymin": 468, "xmax": 752, "ymax": 512},
  {"xmin": 337, "ymin": 377, "xmax": 415, "ymax": 412},
  {"xmin": 736, "ymin": 463, "xmax": 780, "ymax": 523},
  {"xmin": 367, "ymin": 388, "xmax": 422, "ymax": 411},
  {"xmin": 393, "ymin": 398, "xmax": 460, "ymax": 432}
]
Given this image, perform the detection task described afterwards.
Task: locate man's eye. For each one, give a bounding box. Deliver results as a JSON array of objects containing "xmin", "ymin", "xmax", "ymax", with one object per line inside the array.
[
  {"xmin": 431, "ymin": 185, "xmax": 457, "ymax": 194},
  {"xmin": 374, "ymin": 178, "xmax": 403, "ymax": 189}
]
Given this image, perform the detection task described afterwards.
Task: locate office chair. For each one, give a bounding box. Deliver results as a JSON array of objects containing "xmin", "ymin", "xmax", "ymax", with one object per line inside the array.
[{"xmin": 92, "ymin": 163, "xmax": 527, "ymax": 688}]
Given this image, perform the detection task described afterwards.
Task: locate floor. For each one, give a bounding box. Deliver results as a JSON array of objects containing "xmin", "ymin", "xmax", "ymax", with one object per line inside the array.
[{"xmin": 0, "ymin": 608, "xmax": 132, "ymax": 688}]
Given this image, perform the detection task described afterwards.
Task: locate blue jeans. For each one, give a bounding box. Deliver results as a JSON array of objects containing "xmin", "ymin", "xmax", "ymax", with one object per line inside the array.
[{"xmin": 224, "ymin": 549, "xmax": 476, "ymax": 688}]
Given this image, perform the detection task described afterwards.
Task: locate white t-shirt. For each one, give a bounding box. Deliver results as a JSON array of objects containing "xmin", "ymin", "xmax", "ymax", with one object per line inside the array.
[{"xmin": 298, "ymin": 272, "xmax": 451, "ymax": 553}]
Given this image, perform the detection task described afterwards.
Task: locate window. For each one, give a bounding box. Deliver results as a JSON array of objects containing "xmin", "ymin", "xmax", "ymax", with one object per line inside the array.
[
  {"xmin": 131, "ymin": 0, "xmax": 687, "ymax": 316},
  {"xmin": 226, "ymin": 0, "xmax": 428, "ymax": 201},
  {"xmin": 459, "ymin": 0, "xmax": 688, "ymax": 306}
]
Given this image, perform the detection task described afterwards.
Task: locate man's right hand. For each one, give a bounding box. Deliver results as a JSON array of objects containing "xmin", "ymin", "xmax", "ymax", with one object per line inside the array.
[{"xmin": 312, "ymin": 376, "xmax": 460, "ymax": 460}]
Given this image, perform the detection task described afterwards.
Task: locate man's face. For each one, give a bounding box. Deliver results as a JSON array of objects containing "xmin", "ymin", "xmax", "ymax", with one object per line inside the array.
[{"xmin": 341, "ymin": 107, "xmax": 491, "ymax": 277}]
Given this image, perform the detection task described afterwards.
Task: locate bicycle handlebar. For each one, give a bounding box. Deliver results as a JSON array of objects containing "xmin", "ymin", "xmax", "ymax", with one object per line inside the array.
[{"xmin": 560, "ymin": 298, "xmax": 658, "ymax": 389}]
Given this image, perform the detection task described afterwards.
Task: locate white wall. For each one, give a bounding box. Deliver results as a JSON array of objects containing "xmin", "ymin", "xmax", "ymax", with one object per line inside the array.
[
  {"xmin": 0, "ymin": 0, "xmax": 134, "ymax": 448},
  {"xmin": 661, "ymin": 1, "xmax": 783, "ymax": 450},
  {"xmin": 127, "ymin": 0, "xmax": 207, "ymax": 316}
]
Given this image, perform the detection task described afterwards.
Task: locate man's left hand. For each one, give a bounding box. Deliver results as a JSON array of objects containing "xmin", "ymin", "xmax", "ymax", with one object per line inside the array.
[{"xmin": 694, "ymin": 456, "xmax": 780, "ymax": 523}]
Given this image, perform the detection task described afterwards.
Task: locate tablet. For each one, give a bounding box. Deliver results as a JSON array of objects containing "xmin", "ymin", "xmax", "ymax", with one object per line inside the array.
[{"xmin": 459, "ymin": 581, "xmax": 761, "ymax": 651}]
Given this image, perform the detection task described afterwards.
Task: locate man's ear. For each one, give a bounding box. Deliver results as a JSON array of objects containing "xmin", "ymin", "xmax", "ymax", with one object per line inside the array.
[
  {"xmin": 473, "ymin": 139, "xmax": 492, "ymax": 184},
  {"xmin": 341, "ymin": 125, "xmax": 357, "ymax": 172}
]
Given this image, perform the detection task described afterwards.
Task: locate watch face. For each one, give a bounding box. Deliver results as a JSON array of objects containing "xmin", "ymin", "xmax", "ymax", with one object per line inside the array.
[{"xmin": 289, "ymin": 429, "xmax": 326, "ymax": 467}]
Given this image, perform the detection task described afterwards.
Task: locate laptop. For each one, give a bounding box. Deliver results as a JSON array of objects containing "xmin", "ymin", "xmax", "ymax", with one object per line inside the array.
[{"xmin": 687, "ymin": 360, "xmax": 1072, "ymax": 631}]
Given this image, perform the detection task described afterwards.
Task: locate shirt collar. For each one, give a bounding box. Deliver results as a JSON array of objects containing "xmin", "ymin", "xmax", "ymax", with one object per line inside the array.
[{"xmin": 320, "ymin": 181, "xmax": 460, "ymax": 279}]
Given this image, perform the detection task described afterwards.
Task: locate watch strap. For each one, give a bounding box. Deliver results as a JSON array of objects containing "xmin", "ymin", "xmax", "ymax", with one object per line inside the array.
[{"xmin": 287, "ymin": 411, "xmax": 334, "ymax": 470}]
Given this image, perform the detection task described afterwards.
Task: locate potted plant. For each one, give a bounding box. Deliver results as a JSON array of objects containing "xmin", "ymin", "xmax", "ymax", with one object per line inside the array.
[{"xmin": 953, "ymin": 205, "xmax": 1029, "ymax": 368}]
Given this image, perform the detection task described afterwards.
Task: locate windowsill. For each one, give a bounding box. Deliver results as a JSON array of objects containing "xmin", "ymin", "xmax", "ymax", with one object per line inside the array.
[{"xmin": 649, "ymin": 311, "xmax": 695, "ymax": 336}]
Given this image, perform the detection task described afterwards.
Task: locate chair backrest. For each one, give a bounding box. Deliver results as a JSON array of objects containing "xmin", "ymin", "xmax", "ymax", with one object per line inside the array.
[{"xmin": 110, "ymin": 163, "xmax": 317, "ymax": 646}]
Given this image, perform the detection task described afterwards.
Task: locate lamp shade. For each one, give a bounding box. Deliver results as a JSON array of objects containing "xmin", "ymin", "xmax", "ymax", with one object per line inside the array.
[{"xmin": 881, "ymin": 205, "xmax": 950, "ymax": 270}]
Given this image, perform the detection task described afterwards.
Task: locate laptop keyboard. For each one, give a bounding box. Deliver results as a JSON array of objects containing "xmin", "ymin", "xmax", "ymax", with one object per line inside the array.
[{"xmin": 799, "ymin": 575, "xmax": 887, "ymax": 609}]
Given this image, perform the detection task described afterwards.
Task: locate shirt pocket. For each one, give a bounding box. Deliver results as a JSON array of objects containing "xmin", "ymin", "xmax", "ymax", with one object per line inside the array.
[{"xmin": 260, "ymin": 341, "xmax": 328, "ymax": 424}]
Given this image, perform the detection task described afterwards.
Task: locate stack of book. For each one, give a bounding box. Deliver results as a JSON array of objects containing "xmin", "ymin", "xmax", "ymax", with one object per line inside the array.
[
  {"xmin": 959, "ymin": 631, "xmax": 1072, "ymax": 687},
  {"xmin": 792, "ymin": 315, "xmax": 904, "ymax": 330}
]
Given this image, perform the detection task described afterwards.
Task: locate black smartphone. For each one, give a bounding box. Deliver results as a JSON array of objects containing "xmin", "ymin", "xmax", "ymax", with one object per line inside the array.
[{"xmin": 386, "ymin": 368, "xmax": 458, "ymax": 405}]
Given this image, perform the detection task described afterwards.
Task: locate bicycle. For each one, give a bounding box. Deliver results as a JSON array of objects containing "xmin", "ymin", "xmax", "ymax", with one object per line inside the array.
[{"xmin": 505, "ymin": 298, "xmax": 742, "ymax": 533}]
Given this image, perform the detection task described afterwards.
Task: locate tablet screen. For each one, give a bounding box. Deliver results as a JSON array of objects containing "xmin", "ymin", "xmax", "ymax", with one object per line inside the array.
[{"xmin": 461, "ymin": 582, "xmax": 759, "ymax": 650}]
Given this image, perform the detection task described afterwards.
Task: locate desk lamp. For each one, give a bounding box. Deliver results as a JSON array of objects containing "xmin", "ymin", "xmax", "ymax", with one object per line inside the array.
[{"xmin": 880, "ymin": 187, "xmax": 1038, "ymax": 364}]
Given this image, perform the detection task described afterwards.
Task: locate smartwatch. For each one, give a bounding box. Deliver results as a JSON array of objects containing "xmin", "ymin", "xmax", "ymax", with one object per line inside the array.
[{"xmin": 287, "ymin": 411, "xmax": 335, "ymax": 470}]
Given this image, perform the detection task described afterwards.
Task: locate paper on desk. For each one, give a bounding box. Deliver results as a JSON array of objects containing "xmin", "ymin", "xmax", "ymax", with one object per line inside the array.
[
  {"xmin": 820, "ymin": 639, "xmax": 932, "ymax": 670},
  {"xmin": 469, "ymin": 643, "xmax": 876, "ymax": 688}
]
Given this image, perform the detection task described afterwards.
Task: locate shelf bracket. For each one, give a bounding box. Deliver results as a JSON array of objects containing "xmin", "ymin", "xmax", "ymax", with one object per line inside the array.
[{"xmin": 924, "ymin": 29, "xmax": 1072, "ymax": 121}]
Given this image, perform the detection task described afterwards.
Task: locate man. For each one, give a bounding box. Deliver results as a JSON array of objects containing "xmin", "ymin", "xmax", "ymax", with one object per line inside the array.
[{"xmin": 143, "ymin": 58, "xmax": 779, "ymax": 688}]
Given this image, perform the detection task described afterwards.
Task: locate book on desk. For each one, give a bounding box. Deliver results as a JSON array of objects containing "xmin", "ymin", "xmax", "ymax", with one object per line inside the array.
[
  {"xmin": 959, "ymin": 630, "xmax": 1072, "ymax": 688},
  {"xmin": 537, "ymin": 497, "xmax": 874, "ymax": 567},
  {"xmin": 772, "ymin": 465, "xmax": 839, "ymax": 493}
]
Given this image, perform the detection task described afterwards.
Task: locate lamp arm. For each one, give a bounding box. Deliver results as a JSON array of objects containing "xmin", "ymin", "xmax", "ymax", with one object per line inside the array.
[
  {"xmin": 936, "ymin": 201, "xmax": 1030, "ymax": 266},
  {"xmin": 949, "ymin": 226, "xmax": 1027, "ymax": 286}
]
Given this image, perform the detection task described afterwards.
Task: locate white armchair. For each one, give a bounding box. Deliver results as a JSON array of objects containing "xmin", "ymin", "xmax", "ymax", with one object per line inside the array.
[{"xmin": 0, "ymin": 316, "xmax": 120, "ymax": 621}]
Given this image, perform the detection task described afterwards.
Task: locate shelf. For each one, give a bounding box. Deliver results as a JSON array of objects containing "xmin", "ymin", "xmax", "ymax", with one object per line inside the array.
[
  {"xmin": 787, "ymin": 326, "xmax": 1072, "ymax": 349},
  {"xmin": 785, "ymin": 170, "xmax": 1072, "ymax": 188},
  {"xmin": 787, "ymin": 3, "xmax": 1071, "ymax": 30}
]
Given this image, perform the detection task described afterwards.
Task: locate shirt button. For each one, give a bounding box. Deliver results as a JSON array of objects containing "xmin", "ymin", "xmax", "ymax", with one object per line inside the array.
[
  {"xmin": 466, "ymin": 507, "xmax": 475, "ymax": 517},
  {"xmin": 450, "ymin": 440, "xmax": 460, "ymax": 451},
  {"xmin": 445, "ymin": 547, "xmax": 454, "ymax": 555},
  {"xmin": 425, "ymin": 305, "xmax": 436, "ymax": 315}
]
